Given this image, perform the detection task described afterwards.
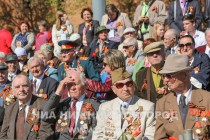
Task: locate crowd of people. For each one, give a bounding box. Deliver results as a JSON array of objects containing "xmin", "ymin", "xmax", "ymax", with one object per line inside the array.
[{"xmin": 0, "ymin": 0, "xmax": 210, "ymax": 139}]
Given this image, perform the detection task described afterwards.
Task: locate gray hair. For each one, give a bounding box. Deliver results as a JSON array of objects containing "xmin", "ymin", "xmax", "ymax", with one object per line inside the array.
[
  {"xmin": 12, "ymin": 74, "xmax": 31, "ymax": 88},
  {"xmin": 205, "ymin": 28, "xmax": 210, "ymax": 36},
  {"xmin": 27, "ymin": 56, "xmax": 44, "ymax": 68},
  {"xmin": 123, "ymin": 37, "xmax": 138, "ymax": 48},
  {"xmin": 0, "ymin": 52, "xmax": 5, "ymax": 59},
  {"xmin": 165, "ymin": 29, "xmax": 179, "ymax": 41}
]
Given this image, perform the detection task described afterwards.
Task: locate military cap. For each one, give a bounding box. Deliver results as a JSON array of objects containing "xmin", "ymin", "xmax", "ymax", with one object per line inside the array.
[
  {"xmin": 0, "ymin": 62, "xmax": 8, "ymax": 70},
  {"xmin": 143, "ymin": 42, "xmax": 164, "ymax": 53},
  {"xmin": 58, "ymin": 40, "xmax": 78, "ymax": 50},
  {"xmin": 5, "ymin": 53, "xmax": 18, "ymax": 62},
  {"xmin": 111, "ymin": 68, "xmax": 131, "ymax": 84},
  {"xmin": 96, "ymin": 26, "xmax": 110, "ymax": 35}
]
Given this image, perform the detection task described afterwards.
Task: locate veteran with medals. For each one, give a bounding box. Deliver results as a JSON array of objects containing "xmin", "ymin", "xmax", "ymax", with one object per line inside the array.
[
  {"xmin": 43, "ymin": 69, "xmax": 100, "ymax": 140},
  {"xmin": 92, "ymin": 68, "xmax": 155, "ymax": 140}
]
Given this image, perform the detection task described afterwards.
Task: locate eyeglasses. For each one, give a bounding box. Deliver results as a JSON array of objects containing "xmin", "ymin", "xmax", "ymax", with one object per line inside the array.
[
  {"xmin": 179, "ymin": 42, "xmax": 193, "ymax": 48},
  {"xmin": 161, "ymin": 72, "xmax": 180, "ymax": 79},
  {"xmin": 123, "ymin": 45, "xmax": 133, "ymax": 49},
  {"xmin": 114, "ymin": 80, "xmax": 134, "ymax": 89}
]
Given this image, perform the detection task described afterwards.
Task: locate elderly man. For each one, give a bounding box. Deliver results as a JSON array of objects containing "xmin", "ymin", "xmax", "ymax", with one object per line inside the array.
[
  {"xmin": 118, "ymin": 27, "xmax": 143, "ymax": 56},
  {"xmin": 5, "ymin": 53, "xmax": 21, "ymax": 82},
  {"xmin": 155, "ymin": 54, "xmax": 210, "ymax": 139},
  {"xmin": 28, "ymin": 57, "xmax": 58, "ymax": 99},
  {"xmin": 0, "ymin": 74, "xmax": 53, "ymax": 139},
  {"xmin": 135, "ymin": 42, "xmax": 165, "ymax": 103},
  {"xmin": 43, "ymin": 69, "xmax": 100, "ymax": 139},
  {"xmin": 93, "ymin": 68, "xmax": 155, "ymax": 140},
  {"xmin": 123, "ymin": 37, "xmax": 145, "ymax": 74},
  {"xmin": 197, "ymin": 28, "xmax": 210, "ymax": 58},
  {"xmin": 133, "ymin": 0, "xmax": 167, "ymax": 39},
  {"xmin": 58, "ymin": 40, "xmax": 99, "ymax": 82},
  {"xmin": 164, "ymin": 29, "xmax": 179, "ymax": 56},
  {"xmin": 177, "ymin": 35, "xmax": 210, "ymax": 90}
]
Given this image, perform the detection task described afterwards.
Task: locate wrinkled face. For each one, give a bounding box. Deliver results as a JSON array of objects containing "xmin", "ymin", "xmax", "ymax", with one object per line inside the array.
[
  {"xmin": 183, "ymin": 20, "xmax": 195, "ymax": 33},
  {"xmin": 29, "ymin": 59, "xmax": 44, "ymax": 78},
  {"xmin": 38, "ymin": 25, "xmax": 46, "ymax": 32},
  {"xmin": 61, "ymin": 49, "xmax": 75, "ymax": 62},
  {"xmin": 111, "ymin": 78, "xmax": 135, "ymax": 102},
  {"xmin": 147, "ymin": 50, "xmax": 165, "ymax": 66},
  {"xmin": 67, "ymin": 72, "xmax": 85, "ymax": 99},
  {"xmin": 98, "ymin": 30, "xmax": 108, "ymax": 40},
  {"xmin": 12, "ymin": 76, "xmax": 32, "ymax": 102},
  {"xmin": 157, "ymin": 25, "xmax": 165, "ymax": 38},
  {"xmin": 108, "ymin": 12, "xmax": 117, "ymax": 21},
  {"xmin": 7, "ymin": 61, "xmax": 18, "ymax": 73},
  {"xmin": 83, "ymin": 10, "xmax": 92, "ymax": 21},
  {"xmin": 123, "ymin": 45, "xmax": 135, "ymax": 56},
  {"xmin": 164, "ymin": 33, "xmax": 175, "ymax": 48},
  {"xmin": 103, "ymin": 57, "xmax": 112, "ymax": 74},
  {"xmin": 205, "ymin": 30, "xmax": 210, "ymax": 46},
  {"xmin": 123, "ymin": 32, "xmax": 135, "ymax": 39},
  {"xmin": 20, "ymin": 23, "xmax": 28, "ymax": 34},
  {"xmin": 162, "ymin": 72, "xmax": 187, "ymax": 92},
  {"xmin": 0, "ymin": 70, "xmax": 8, "ymax": 83},
  {"xmin": 179, "ymin": 37, "xmax": 194, "ymax": 59},
  {"xmin": 37, "ymin": 54, "xmax": 48, "ymax": 67}
]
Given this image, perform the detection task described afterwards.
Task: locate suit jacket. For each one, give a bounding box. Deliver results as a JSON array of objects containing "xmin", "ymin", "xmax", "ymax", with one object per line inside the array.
[
  {"xmin": 35, "ymin": 75, "xmax": 59, "ymax": 99},
  {"xmin": 78, "ymin": 20, "xmax": 100, "ymax": 47},
  {"xmin": 155, "ymin": 89, "xmax": 210, "ymax": 139},
  {"xmin": 191, "ymin": 50, "xmax": 210, "ymax": 90},
  {"xmin": 0, "ymin": 95, "xmax": 54, "ymax": 140},
  {"xmin": 135, "ymin": 67, "xmax": 164, "ymax": 103},
  {"xmin": 0, "ymin": 106, "xmax": 4, "ymax": 130},
  {"xmin": 204, "ymin": 0, "xmax": 210, "ymax": 27},
  {"xmin": 92, "ymin": 96, "xmax": 155, "ymax": 140},
  {"xmin": 133, "ymin": 0, "xmax": 168, "ymax": 37},
  {"xmin": 43, "ymin": 94, "xmax": 100, "ymax": 140},
  {"xmin": 58, "ymin": 57, "xmax": 100, "ymax": 82},
  {"xmin": 168, "ymin": 0, "xmax": 202, "ymax": 33},
  {"xmin": 101, "ymin": 12, "xmax": 132, "ymax": 38}
]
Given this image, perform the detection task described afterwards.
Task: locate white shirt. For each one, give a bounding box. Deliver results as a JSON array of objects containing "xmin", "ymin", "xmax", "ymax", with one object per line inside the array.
[
  {"xmin": 205, "ymin": 45, "xmax": 210, "ymax": 58},
  {"xmin": 71, "ymin": 94, "xmax": 86, "ymax": 128},
  {"xmin": 171, "ymin": 45, "xmax": 178, "ymax": 54},
  {"xmin": 32, "ymin": 73, "xmax": 45, "ymax": 92},
  {"xmin": 176, "ymin": 85, "xmax": 192, "ymax": 105},
  {"xmin": 19, "ymin": 62, "xmax": 24, "ymax": 71},
  {"xmin": 18, "ymin": 96, "xmax": 32, "ymax": 119},
  {"xmin": 185, "ymin": 30, "xmax": 206, "ymax": 48}
]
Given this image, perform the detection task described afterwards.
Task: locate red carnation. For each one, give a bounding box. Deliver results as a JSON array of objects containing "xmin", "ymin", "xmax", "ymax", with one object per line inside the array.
[{"xmin": 92, "ymin": 53, "xmax": 96, "ymax": 57}]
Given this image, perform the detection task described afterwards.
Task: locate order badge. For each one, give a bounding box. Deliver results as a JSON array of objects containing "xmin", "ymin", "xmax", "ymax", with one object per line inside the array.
[{"xmin": 16, "ymin": 41, "xmax": 21, "ymax": 47}]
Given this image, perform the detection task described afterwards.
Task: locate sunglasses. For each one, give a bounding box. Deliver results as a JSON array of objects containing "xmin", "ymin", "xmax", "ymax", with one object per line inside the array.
[
  {"xmin": 179, "ymin": 42, "xmax": 193, "ymax": 48},
  {"xmin": 114, "ymin": 80, "xmax": 134, "ymax": 89},
  {"xmin": 123, "ymin": 45, "xmax": 133, "ymax": 49},
  {"xmin": 161, "ymin": 72, "xmax": 180, "ymax": 79}
]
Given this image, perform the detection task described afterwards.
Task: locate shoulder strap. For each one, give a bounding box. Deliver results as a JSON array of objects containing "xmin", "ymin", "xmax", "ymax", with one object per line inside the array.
[{"xmin": 174, "ymin": 1, "xmax": 176, "ymax": 20}]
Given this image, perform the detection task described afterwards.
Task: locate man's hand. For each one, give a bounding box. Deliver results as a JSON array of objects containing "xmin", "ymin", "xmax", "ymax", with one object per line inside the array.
[
  {"xmin": 55, "ymin": 76, "xmax": 75, "ymax": 95},
  {"xmin": 143, "ymin": 16, "xmax": 149, "ymax": 23},
  {"xmin": 138, "ymin": 16, "xmax": 145, "ymax": 24}
]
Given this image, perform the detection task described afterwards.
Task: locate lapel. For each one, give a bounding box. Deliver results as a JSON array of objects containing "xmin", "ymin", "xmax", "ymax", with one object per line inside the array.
[
  {"xmin": 192, "ymin": 51, "xmax": 202, "ymax": 67},
  {"xmin": 121, "ymin": 96, "xmax": 139, "ymax": 132},
  {"xmin": 165, "ymin": 92, "xmax": 184, "ymax": 132},
  {"xmin": 24, "ymin": 95, "xmax": 38, "ymax": 139},
  {"xmin": 38, "ymin": 75, "xmax": 47, "ymax": 93},
  {"xmin": 10, "ymin": 101, "xmax": 19, "ymax": 139},
  {"xmin": 185, "ymin": 90, "xmax": 203, "ymax": 129}
]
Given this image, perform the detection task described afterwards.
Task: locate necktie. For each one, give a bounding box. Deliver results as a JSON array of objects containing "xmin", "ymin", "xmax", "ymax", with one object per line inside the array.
[
  {"xmin": 69, "ymin": 99, "xmax": 77, "ymax": 136},
  {"xmin": 179, "ymin": 95, "xmax": 188, "ymax": 127},
  {"xmin": 33, "ymin": 79, "xmax": 37, "ymax": 94},
  {"xmin": 16, "ymin": 104, "xmax": 26, "ymax": 139}
]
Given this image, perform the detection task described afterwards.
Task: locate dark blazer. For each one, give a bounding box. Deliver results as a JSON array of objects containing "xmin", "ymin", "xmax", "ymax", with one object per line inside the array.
[
  {"xmin": 191, "ymin": 50, "xmax": 210, "ymax": 90},
  {"xmin": 35, "ymin": 75, "xmax": 59, "ymax": 99},
  {"xmin": 0, "ymin": 95, "xmax": 54, "ymax": 140},
  {"xmin": 0, "ymin": 106, "xmax": 4, "ymax": 130},
  {"xmin": 204, "ymin": 0, "xmax": 210, "ymax": 27},
  {"xmin": 58, "ymin": 57, "xmax": 100, "ymax": 82},
  {"xmin": 168, "ymin": 0, "xmax": 202, "ymax": 33},
  {"xmin": 78, "ymin": 20, "xmax": 99, "ymax": 47},
  {"xmin": 43, "ymin": 94, "xmax": 100, "ymax": 140},
  {"xmin": 135, "ymin": 67, "xmax": 164, "ymax": 103}
]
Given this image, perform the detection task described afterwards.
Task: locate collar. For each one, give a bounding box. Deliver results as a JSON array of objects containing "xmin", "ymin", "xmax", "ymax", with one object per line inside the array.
[
  {"xmin": 9, "ymin": 69, "xmax": 17, "ymax": 75},
  {"xmin": 118, "ymin": 97, "xmax": 132, "ymax": 108},
  {"xmin": 189, "ymin": 57, "xmax": 194, "ymax": 66},
  {"xmin": 18, "ymin": 95, "xmax": 32, "ymax": 109},
  {"xmin": 176, "ymin": 85, "xmax": 192, "ymax": 105},
  {"xmin": 71, "ymin": 94, "xmax": 86, "ymax": 102},
  {"xmin": 33, "ymin": 73, "xmax": 45, "ymax": 81},
  {"xmin": 96, "ymin": 39, "xmax": 109, "ymax": 45},
  {"xmin": 151, "ymin": 66, "xmax": 163, "ymax": 74}
]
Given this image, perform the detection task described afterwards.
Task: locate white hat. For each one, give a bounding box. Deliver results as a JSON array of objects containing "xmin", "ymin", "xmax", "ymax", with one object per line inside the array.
[
  {"xmin": 123, "ymin": 27, "xmax": 136, "ymax": 35},
  {"xmin": 14, "ymin": 47, "xmax": 27, "ymax": 56},
  {"xmin": 69, "ymin": 33, "xmax": 81, "ymax": 42}
]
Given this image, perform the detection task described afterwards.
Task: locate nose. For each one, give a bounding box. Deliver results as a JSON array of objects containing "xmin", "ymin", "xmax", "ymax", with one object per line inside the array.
[{"xmin": 122, "ymin": 84, "xmax": 128, "ymax": 90}]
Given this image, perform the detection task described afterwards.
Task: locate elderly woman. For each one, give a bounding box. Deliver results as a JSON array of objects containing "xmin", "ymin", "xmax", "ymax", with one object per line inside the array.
[
  {"xmin": 78, "ymin": 7, "xmax": 99, "ymax": 48},
  {"xmin": 123, "ymin": 37, "xmax": 145, "ymax": 75},
  {"xmin": 101, "ymin": 4, "xmax": 132, "ymax": 44},
  {"xmin": 52, "ymin": 10, "xmax": 74, "ymax": 58},
  {"xmin": 11, "ymin": 20, "xmax": 35, "ymax": 57}
]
